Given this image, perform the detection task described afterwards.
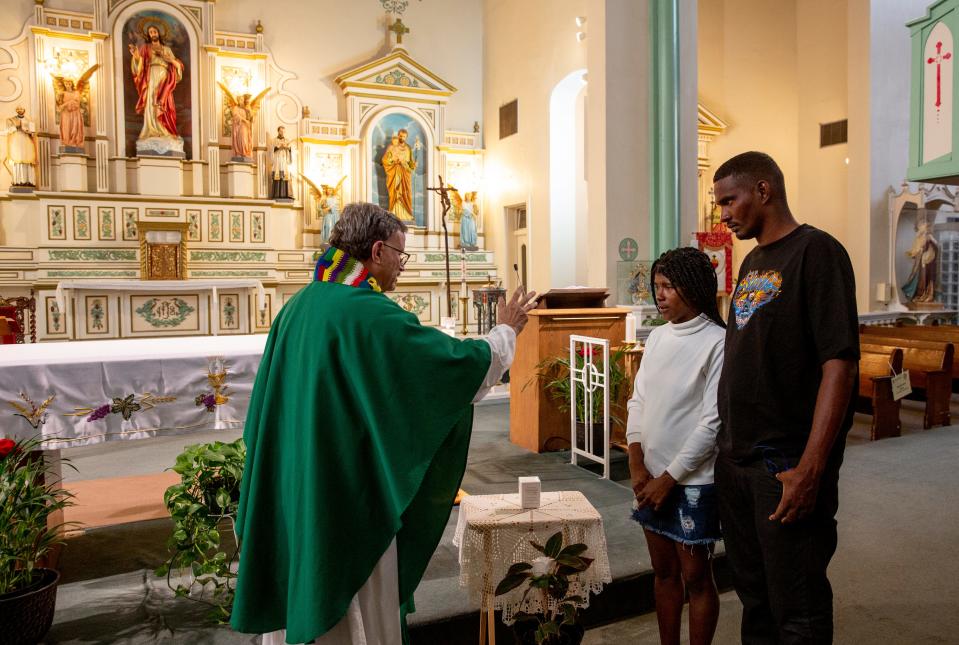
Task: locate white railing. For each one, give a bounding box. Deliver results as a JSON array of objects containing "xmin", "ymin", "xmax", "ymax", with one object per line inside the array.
[{"xmin": 569, "ymin": 335, "xmax": 610, "ymax": 479}]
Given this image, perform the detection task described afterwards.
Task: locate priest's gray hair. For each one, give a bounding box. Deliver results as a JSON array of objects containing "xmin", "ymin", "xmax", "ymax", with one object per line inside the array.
[{"xmin": 329, "ymin": 202, "xmax": 408, "ymax": 260}]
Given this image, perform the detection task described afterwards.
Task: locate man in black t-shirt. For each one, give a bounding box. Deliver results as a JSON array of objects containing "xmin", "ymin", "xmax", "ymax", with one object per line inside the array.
[{"xmin": 714, "ymin": 152, "xmax": 859, "ymax": 644}]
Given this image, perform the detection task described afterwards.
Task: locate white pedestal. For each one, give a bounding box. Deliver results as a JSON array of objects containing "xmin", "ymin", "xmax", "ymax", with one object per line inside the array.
[
  {"xmin": 134, "ymin": 156, "xmax": 183, "ymax": 196},
  {"xmin": 226, "ymin": 162, "xmax": 255, "ymax": 199},
  {"xmin": 56, "ymin": 153, "xmax": 88, "ymax": 192}
]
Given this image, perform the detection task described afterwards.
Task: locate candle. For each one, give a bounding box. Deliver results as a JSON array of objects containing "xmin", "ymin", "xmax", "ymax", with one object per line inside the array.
[
  {"xmin": 625, "ymin": 313, "xmax": 637, "ymax": 343},
  {"xmin": 460, "ymin": 255, "xmax": 468, "ymax": 298}
]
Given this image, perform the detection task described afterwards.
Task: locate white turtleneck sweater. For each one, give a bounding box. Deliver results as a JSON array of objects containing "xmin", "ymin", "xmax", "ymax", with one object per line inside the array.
[{"xmin": 625, "ymin": 314, "xmax": 725, "ymax": 485}]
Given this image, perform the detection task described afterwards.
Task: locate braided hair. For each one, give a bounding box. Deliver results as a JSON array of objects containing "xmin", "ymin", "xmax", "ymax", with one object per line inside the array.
[{"xmin": 650, "ymin": 247, "xmax": 726, "ymax": 328}]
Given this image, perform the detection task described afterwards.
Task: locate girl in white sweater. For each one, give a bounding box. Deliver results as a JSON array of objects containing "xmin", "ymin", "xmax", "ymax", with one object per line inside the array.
[{"xmin": 628, "ymin": 247, "xmax": 725, "ymax": 645}]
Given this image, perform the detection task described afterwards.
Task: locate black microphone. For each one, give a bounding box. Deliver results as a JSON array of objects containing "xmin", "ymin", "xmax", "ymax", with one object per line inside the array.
[{"xmin": 513, "ymin": 263, "xmax": 524, "ymax": 294}]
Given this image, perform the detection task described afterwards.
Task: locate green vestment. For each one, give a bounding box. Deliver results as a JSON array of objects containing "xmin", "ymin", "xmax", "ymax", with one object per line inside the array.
[{"xmin": 231, "ymin": 281, "xmax": 491, "ymax": 642}]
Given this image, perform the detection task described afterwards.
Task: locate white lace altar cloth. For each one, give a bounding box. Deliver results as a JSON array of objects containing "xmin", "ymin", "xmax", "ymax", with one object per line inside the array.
[{"xmin": 452, "ymin": 490, "xmax": 612, "ymax": 624}]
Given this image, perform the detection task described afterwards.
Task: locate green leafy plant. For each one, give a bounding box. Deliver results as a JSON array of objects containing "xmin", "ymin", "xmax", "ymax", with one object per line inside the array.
[
  {"xmin": 0, "ymin": 436, "xmax": 76, "ymax": 595},
  {"xmin": 531, "ymin": 345, "xmax": 629, "ymax": 428},
  {"xmin": 495, "ymin": 531, "xmax": 594, "ymax": 645},
  {"xmin": 155, "ymin": 438, "xmax": 245, "ymax": 622}
]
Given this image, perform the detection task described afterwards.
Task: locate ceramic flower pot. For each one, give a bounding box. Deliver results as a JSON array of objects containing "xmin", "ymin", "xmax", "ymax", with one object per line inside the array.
[{"xmin": 0, "ymin": 568, "xmax": 60, "ymax": 645}]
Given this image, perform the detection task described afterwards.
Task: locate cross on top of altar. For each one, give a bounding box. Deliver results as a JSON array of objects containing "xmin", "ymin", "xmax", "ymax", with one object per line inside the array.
[{"xmin": 389, "ymin": 19, "xmax": 410, "ymax": 45}]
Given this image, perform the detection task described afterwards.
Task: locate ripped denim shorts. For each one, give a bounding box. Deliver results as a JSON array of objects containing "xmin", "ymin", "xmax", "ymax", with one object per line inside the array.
[{"xmin": 631, "ymin": 483, "xmax": 721, "ymax": 546}]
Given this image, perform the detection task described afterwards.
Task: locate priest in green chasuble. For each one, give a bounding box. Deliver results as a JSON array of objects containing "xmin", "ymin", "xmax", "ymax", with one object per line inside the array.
[{"xmin": 231, "ymin": 202, "xmax": 537, "ymax": 644}]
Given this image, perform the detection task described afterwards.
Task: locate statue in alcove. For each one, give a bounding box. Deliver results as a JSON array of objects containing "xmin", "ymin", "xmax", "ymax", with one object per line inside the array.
[
  {"xmin": 452, "ymin": 190, "xmax": 478, "ymax": 251},
  {"xmin": 269, "ymin": 125, "xmax": 293, "ymax": 200},
  {"xmin": 53, "ymin": 64, "xmax": 99, "ymax": 152},
  {"xmin": 2, "ymin": 107, "xmax": 39, "ymax": 189},
  {"xmin": 219, "ymin": 83, "xmax": 269, "ymax": 162},
  {"xmin": 902, "ymin": 215, "xmax": 939, "ymax": 305}
]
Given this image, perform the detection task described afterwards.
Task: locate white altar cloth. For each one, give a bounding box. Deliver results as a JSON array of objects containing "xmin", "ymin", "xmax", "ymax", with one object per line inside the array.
[
  {"xmin": 0, "ymin": 334, "xmax": 267, "ymax": 448},
  {"xmin": 453, "ymin": 490, "xmax": 612, "ymax": 624}
]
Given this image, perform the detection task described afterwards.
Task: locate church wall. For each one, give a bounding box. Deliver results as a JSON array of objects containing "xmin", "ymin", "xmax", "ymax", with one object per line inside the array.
[
  {"xmin": 697, "ymin": 0, "xmax": 801, "ymax": 268},
  {"xmin": 213, "ymin": 0, "xmax": 483, "ymax": 133},
  {"xmin": 796, "ymin": 0, "xmax": 849, "ymax": 245},
  {"xmin": 482, "ymin": 0, "xmax": 588, "ymax": 294}
]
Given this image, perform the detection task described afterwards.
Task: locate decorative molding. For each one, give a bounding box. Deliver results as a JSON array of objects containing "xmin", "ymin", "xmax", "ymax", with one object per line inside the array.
[
  {"xmin": 48, "ymin": 249, "xmax": 137, "ymax": 261},
  {"xmin": 192, "ymin": 270, "xmax": 270, "ymax": 277},
  {"xmin": 190, "ymin": 250, "xmax": 266, "ymax": 262},
  {"xmin": 134, "ymin": 297, "xmax": 196, "ymax": 328},
  {"xmin": 47, "ymin": 270, "xmax": 138, "ymax": 277}
]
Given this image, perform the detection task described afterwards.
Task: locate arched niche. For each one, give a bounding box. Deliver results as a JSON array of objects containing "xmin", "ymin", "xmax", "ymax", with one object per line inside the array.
[{"xmin": 110, "ymin": 1, "xmax": 201, "ymax": 160}]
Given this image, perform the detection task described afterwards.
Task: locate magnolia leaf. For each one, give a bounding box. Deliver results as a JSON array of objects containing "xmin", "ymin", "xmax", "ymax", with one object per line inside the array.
[
  {"xmin": 530, "ymin": 541, "xmax": 546, "ymax": 554},
  {"xmin": 558, "ymin": 543, "xmax": 588, "ymax": 558},
  {"xmin": 544, "ymin": 532, "xmax": 563, "ymax": 558},
  {"xmin": 506, "ymin": 562, "xmax": 533, "ymax": 576},
  {"xmin": 494, "ymin": 573, "xmax": 530, "ymax": 596}
]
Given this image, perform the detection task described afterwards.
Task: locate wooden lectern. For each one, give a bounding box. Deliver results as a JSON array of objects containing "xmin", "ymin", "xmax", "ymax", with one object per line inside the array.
[{"xmin": 510, "ymin": 308, "xmax": 629, "ymax": 453}]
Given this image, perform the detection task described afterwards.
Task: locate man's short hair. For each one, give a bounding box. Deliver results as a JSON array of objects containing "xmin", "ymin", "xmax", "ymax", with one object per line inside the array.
[
  {"xmin": 713, "ymin": 151, "xmax": 786, "ymax": 201},
  {"xmin": 329, "ymin": 202, "xmax": 407, "ymax": 260}
]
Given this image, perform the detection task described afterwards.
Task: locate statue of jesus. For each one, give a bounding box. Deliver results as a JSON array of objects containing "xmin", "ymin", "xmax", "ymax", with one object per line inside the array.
[
  {"xmin": 129, "ymin": 24, "xmax": 184, "ymax": 156},
  {"xmin": 381, "ymin": 128, "xmax": 416, "ymax": 221}
]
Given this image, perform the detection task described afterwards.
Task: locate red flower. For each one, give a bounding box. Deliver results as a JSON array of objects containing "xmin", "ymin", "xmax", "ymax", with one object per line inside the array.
[
  {"xmin": 0, "ymin": 438, "xmax": 16, "ymax": 459},
  {"xmin": 576, "ymin": 346, "xmax": 595, "ymax": 358}
]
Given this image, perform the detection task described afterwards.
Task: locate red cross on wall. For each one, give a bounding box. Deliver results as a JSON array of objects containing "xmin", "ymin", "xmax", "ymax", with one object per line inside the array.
[{"xmin": 928, "ymin": 40, "xmax": 953, "ymax": 111}]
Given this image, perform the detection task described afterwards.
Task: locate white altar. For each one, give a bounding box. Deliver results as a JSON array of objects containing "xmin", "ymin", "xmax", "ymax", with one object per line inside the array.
[{"xmin": 0, "ymin": 334, "xmax": 266, "ymax": 448}]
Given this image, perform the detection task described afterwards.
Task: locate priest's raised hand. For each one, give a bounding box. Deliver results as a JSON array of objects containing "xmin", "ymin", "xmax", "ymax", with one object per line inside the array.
[{"xmin": 497, "ymin": 287, "xmax": 539, "ymax": 335}]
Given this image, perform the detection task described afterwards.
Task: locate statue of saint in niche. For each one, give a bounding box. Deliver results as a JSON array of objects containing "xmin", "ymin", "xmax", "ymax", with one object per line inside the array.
[
  {"xmin": 381, "ymin": 128, "xmax": 416, "ymax": 221},
  {"xmin": 902, "ymin": 215, "xmax": 939, "ymax": 305},
  {"xmin": 128, "ymin": 21, "xmax": 184, "ymax": 156}
]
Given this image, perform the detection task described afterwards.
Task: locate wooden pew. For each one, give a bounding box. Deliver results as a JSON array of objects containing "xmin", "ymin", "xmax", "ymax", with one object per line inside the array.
[
  {"xmin": 862, "ymin": 325, "xmax": 959, "ymax": 390},
  {"xmin": 859, "ymin": 338, "xmax": 953, "ymax": 429},
  {"xmin": 857, "ymin": 348, "xmax": 903, "ymax": 440}
]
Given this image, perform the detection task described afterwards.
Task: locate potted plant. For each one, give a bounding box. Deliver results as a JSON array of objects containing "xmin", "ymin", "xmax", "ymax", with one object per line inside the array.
[
  {"xmin": 532, "ymin": 346, "xmax": 629, "ymax": 455},
  {"xmin": 0, "ymin": 436, "xmax": 75, "ymax": 645},
  {"xmin": 494, "ymin": 531, "xmax": 595, "ymax": 645},
  {"xmin": 155, "ymin": 438, "xmax": 245, "ymax": 623}
]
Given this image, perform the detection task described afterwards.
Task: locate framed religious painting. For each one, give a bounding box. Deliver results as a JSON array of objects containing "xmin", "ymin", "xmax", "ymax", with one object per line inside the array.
[
  {"xmin": 250, "ymin": 211, "xmax": 265, "ymax": 243},
  {"xmin": 694, "ymin": 231, "xmax": 733, "ymax": 294}
]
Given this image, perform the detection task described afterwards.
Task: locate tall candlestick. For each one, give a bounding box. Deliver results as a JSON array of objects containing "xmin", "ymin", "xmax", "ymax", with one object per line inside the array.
[{"xmin": 460, "ymin": 255, "xmax": 468, "ymax": 298}]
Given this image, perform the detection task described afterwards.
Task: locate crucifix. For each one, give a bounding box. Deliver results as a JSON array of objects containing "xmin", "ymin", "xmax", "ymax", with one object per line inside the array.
[
  {"xmin": 389, "ymin": 18, "xmax": 410, "ymax": 46},
  {"xmin": 927, "ymin": 40, "xmax": 953, "ymax": 110},
  {"xmin": 427, "ymin": 175, "xmax": 455, "ymax": 317}
]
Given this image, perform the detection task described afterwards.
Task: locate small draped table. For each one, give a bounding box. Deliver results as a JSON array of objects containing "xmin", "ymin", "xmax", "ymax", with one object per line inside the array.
[{"xmin": 452, "ymin": 490, "xmax": 612, "ymax": 644}]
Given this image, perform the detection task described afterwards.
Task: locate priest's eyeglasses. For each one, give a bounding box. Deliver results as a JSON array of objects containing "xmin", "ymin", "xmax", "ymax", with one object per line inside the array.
[{"xmin": 382, "ymin": 243, "xmax": 410, "ymax": 267}]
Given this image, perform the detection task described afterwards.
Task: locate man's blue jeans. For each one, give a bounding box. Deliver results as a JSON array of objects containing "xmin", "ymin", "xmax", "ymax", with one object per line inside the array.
[{"xmin": 716, "ymin": 453, "xmax": 842, "ymax": 645}]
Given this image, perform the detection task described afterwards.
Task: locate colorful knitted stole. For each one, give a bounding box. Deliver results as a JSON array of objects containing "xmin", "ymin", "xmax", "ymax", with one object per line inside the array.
[{"xmin": 313, "ymin": 246, "xmax": 382, "ymax": 292}]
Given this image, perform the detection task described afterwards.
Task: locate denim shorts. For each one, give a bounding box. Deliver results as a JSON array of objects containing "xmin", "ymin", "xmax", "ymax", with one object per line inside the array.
[{"xmin": 631, "ymin": 483, "xmax": 722, "ymax": 546}]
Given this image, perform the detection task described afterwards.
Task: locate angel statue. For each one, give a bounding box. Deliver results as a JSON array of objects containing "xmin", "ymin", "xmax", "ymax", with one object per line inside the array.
[
  {"xmin": 218, "ymin": 82, "xmax": 270, "ymax": 162},
  {"xmin": 450, "ymin": 189, "xmax": 479, "ymax": 251},
  {"xmin": 53, "ymin": 63, "xmax": 99, "ymax": 152},
  {"xmin": 302, "ymin": 174, "xmax": 346, "ymax": 244}
]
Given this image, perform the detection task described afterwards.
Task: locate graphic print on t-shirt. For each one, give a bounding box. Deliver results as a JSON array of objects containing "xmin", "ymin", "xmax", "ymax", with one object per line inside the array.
[{"xmin": 732, "ymin": 270, "xmax": 783, "ymax": 329}]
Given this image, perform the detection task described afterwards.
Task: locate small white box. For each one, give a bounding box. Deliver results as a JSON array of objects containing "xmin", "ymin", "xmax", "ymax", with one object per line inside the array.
[{"xmin": 519, "ymin": 476, "xmax": 541, "ymax": 509}]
